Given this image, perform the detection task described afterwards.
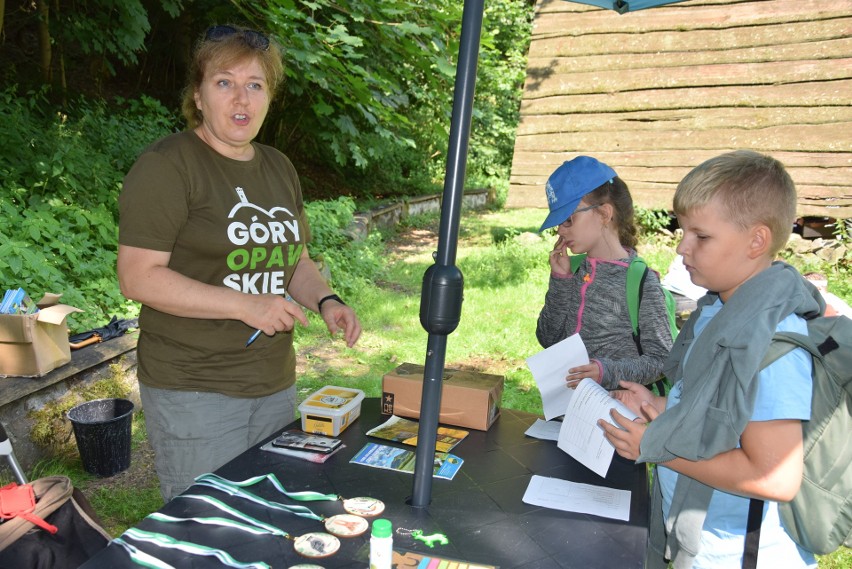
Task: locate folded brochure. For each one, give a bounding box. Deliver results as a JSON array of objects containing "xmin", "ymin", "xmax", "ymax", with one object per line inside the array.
[
  {"xmin": 366, "ymin": 415, "xmax": 469, "ymax": 453},
  {"xmin": 350, "ymin": 442, "xmax": 463, "ymax": 480}
]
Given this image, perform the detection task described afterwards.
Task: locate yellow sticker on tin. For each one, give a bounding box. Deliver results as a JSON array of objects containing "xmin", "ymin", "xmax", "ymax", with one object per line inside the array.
[{"xmin": 305, "ymin": 387, "xmax": 360, "ymax": 409}]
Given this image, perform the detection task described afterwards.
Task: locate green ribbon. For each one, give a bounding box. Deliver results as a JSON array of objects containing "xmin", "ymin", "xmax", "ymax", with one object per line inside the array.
[
  {"xmin": 119, "ymin": 528, "xmax": 271, "ymax": 569},
  {"xmin": 192, "ymin": 473, "xmax": 332, "ymax": 522},
  {"xmin": 175, "ymin": 493, "xmax": 288, "ymax": 536},
  {"xmin": 113, "ymin": 538, "xmax": 176, "ymax": 569},
  {"xmin": 196, "ymin": 472, "xmax": 339, "ymax": 501}
]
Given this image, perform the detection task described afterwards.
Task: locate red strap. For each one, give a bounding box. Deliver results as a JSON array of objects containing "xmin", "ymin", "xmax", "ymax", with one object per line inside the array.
[{"xmin": 0, "ymin": 482, "xmax": 59, "ymax": 534}]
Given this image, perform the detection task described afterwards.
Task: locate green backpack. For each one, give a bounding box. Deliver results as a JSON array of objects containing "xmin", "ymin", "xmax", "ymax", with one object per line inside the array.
[
  {"xmin": 750, "ymin": 315, "xmax": 852, "ymax": 556},
  {"xmin": 569, "ymin": 254, "xmax": 678, "ymax": 393}
]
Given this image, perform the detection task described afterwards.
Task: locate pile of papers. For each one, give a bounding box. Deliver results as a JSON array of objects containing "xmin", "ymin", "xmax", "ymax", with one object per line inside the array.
[{"xmin": 523, "ymin": 334, "xmax": 636, "ymax": 521}]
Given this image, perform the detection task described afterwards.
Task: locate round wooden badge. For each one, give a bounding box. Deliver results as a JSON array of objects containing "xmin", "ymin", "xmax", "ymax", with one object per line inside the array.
[
  {"xmin": 323, "ymin": 513, "xmax": 369, "ymax": 538},
  {"xmin": 293, "ymin": 532, "xmax": 340, "ymax": 558},
  {"xmin": 342, "ymin": 496, "xmax": 385, "ymax": 517}
]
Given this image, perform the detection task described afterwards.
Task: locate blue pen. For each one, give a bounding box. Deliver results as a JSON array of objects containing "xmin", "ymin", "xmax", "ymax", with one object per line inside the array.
[
  {"xmin": 245, "ymin": 328, "xmax": 262, "ymax": 347},
  {"xmin": 246, "ymin": 293, "xmax": 294, "ymax": 347}
]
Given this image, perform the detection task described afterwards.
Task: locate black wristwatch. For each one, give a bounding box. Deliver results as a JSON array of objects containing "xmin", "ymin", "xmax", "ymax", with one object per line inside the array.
[{"xmin": 317, "ymin": 294, "xmax": 346, "ymax": 312}]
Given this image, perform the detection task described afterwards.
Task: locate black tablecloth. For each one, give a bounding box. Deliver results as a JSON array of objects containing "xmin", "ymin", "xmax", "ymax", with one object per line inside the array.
[{"xmin": 80, "ymin": 399, "xmax": 649, "ymax": 568}]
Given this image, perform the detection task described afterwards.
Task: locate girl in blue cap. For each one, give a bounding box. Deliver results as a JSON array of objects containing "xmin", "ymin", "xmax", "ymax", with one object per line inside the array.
[{"xmin": 536, "ymin": 156, "xmax": 673, "ymax": 390}]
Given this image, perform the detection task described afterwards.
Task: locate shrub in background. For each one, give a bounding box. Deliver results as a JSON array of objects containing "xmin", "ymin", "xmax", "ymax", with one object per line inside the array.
[
  {"xmin": 0, "ymin": 88, "xmax": 176, "ymax": 332},
  {"xmin": 305, "ymin": 197, "xmax": 386, "ymax": 298},
  {"xmin": 0, "ymin": 88, "xmax": 386, "ymax": 333}
]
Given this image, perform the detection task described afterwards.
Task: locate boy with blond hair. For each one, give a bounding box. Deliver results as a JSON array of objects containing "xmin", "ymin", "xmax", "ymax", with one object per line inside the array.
[{"xmin": 600, "ymin": 150, "xmax": 822, "ymax": 568}]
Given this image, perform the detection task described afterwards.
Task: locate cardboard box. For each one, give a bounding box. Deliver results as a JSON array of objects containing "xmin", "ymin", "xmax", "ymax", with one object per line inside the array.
[
  {"xmin": 381, "ymin": 363, "xmax": 503, "ymax": 431},
  {"xmin": 298, "ymin": 386, "xmax": 365, "ymax": 436},
  {"xmin": 0, "ymin": 293, "xmax": 82, "ymax": 378}
]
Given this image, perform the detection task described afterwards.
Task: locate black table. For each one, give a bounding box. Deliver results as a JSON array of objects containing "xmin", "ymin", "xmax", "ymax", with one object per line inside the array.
[{"xmin": 81, "ymin": 399, "xmax": 649, "ymax": 568}]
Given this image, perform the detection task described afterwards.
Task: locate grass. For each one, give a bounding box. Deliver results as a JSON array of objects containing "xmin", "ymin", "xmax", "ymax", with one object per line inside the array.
[
  {"xmin": 17, "ymin": 207, "xmax": 851, "ymax": 567},
  {"xmin": 25, "ymin": 412, "xmax": 163, "ymax": 537},
  {"xmin": 292, "ymin": 207, "xmax": 556, "ymax": 414}
]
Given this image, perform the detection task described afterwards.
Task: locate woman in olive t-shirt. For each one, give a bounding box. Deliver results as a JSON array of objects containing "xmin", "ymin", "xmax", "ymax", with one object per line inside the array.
[{"xmin": 117, "ymin": 25, "xmax": 362, "ymax": 502}]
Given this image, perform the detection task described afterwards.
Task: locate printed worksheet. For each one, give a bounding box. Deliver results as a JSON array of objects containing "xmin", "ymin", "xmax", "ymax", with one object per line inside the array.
[
  {"xmin": 557, "ymin": 378, "xmax": 638, "ymax": 477},
  {"xmin": 522, "ymin": 474, "xmax": 631, "ymax": 521}
]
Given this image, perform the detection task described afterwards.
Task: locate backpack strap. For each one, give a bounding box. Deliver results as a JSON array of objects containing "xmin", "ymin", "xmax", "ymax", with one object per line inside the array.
[
  {"xmin": 758, "ymin": 329, "xmax": 837, "ymax": 371},
  {"xmin": 743, "ymin": 498, "xmax": 764, "ymax": 569},
  {"xmin": 569, "ymin": 254, "xmax": 587, "ymax": 275},
  {"xmin": 626, "ymin": 257, "xmax": 649, "ymax": 340},
  {"xmin": 0, "ymin": 476, "xmax": 73, "ymax": 551},
  {"xmin": 575, "ymin": 254, "xmax": 647, "ymax": 339},
  {"xmin": 743, "ymin": 325, "xmax": 840, "ymax": 565},
  {"xmin": 627, "ymin": 258, "xmax": 669, "ymax": 396}
]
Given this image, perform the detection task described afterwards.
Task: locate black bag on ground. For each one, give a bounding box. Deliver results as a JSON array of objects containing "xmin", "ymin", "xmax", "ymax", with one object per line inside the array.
[{"xmin": 0, "ymin": 476, "xmax": 111, "ymax": 569}]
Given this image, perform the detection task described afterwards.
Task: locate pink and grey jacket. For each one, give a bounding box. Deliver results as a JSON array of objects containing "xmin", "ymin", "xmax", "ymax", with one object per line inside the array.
[{"xmin": 536, "ymin": 253, "xmax": 672, "ymax": 389}]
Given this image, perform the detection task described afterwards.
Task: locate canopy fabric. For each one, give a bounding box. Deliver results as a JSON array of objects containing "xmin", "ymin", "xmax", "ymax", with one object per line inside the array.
[{"xmin": 566, "ymin": 0, "xmax": 688, "ymax": 13}]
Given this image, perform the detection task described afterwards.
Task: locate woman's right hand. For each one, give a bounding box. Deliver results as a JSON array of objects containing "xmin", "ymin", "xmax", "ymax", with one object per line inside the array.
[{"xmin": 549, "ymin": 235, "xmax": 571, "ymax": 274}]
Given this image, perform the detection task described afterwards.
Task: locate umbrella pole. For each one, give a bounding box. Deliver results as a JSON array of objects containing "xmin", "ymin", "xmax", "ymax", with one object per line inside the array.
[{"xmin": 411, "ymin": 0, "xmax": 484, "ymax": 508}]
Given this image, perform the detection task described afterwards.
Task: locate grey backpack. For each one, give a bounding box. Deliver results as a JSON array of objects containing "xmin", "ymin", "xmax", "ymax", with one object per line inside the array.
[{"xmin": 759, "ymin": 314, "xmax": 852, "ymax": 555}]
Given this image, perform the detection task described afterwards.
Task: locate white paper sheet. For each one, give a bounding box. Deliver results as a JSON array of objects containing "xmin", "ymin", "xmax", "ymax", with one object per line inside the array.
[
  {"xmin": 525, "ymin": 333, "xmax": 590, "ymax": 420},
  {"xmin": 661, "ymin": 254, "xmax": 707, "ymax": 301},
  {"xmin": 522, "ymin": 474, "xmax": 631, "ymax": 521},
  {"xmin": 524, "ymin": 419, "xmax": 562, "ymax": 441},
  {"xmin": 557, "ymin": 378, "xmax": 639, "ymax": 478}
]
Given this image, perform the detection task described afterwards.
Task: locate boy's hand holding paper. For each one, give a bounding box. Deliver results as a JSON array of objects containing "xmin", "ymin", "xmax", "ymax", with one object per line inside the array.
[
  {"xmin": 557, "ymin": 378, "xmax": 638, "ymax": 477},
  {"xmin": 526, "ymin": 336, "xmax": 640, "ymax": 477}
]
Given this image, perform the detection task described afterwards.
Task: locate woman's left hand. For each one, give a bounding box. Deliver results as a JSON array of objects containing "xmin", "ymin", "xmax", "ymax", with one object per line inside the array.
[
  {"xmin": 598, "ymin": 401, "xmax": 660, "ymax": 461},
  {"xmin": 320, "ymin": 301, "xmax": 362, "ymax": 348}
]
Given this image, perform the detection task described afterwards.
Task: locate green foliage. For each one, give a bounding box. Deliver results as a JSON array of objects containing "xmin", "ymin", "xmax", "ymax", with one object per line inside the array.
[
  {"xmin": 53, "ymin": 1, "xmax": 151, "ymax": 72},
  {"xmin": 44, "ymin": 0, "xmax": 185, "ymax": 83},
  {"xmin": 465, "ymin": 0, "xmax": 534, "ymax": 206},
  {"xmin": 232, "ymin": 0, "xmax": 534, "ymax": 199},
  {"xmin": 462, "ymin": 233, "xmax": 547, "ymax": 289},
  {"xmin": 0, "ymin": 87, "xmax": 177, "ymax": 332},
  {"xmin": 5, "ymin": 0, "xmax": 535, "ymax": 207},
  {"xmin": 634, "ymin": 206, "xmax": 673, "ymax": 236},
  {"xmin": 304, "ymin": 198, "xmax": 386, "ymax": 297},
  {"xmin": 234, "ymin": 0, "xmax": 458, "ymax": 169}
]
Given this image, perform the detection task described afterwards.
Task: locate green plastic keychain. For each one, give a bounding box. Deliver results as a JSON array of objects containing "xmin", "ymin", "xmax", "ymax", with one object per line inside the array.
[{"xmin": 396, "ymin": 527, "xmax": 449, "ymax": 548}]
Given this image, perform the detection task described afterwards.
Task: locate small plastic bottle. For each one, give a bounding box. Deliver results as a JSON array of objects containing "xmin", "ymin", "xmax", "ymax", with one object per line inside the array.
[{"xmin": 369, "ymin": 518, "xmax": 393, "ymax": 569}]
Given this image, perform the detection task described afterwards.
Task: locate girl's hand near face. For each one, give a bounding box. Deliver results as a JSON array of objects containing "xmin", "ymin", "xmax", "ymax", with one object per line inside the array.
[{"xmin": 549, "ymin": 235, "xmax": 571, "ymax": 274}]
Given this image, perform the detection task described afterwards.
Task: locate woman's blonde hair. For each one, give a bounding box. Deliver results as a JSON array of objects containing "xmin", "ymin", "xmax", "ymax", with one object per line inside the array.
[
  {"xmin": 180, "ymin": 25, "xmax": 284, "ymax": 129},
  {"xmin": 674, "ymin": 150, "xmax": 797, "ymax": 255}
]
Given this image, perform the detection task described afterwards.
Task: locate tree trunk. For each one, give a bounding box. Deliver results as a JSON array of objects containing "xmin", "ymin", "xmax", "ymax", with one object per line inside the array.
[
  {"xmin": 36, "ymin": 0, "xmax": 51, "ymax": 83},
  {"xmin": 52, "ymin": 0, "xmax": 66, "ymax": 103}
]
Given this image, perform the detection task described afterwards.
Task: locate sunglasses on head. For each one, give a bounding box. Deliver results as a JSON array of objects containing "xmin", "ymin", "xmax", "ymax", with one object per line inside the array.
[{"xmin": 205, "ymin": 25, "xmax": 270, "ymax": 51}]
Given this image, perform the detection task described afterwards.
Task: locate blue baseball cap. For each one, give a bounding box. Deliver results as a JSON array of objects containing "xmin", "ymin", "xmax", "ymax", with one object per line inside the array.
[{"xmin": 539, "ymin": 156, "xmax": 617, "ymax": 232}]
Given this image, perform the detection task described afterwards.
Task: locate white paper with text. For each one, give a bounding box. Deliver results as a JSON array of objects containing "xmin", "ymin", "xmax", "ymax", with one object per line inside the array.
[
  {"xmin": 522, "ymin": 475, "xmax": 631, "ymax": 521},
  {"xmin": 557, "ymin": 378, "xmax": 638, "ymax": 477}
]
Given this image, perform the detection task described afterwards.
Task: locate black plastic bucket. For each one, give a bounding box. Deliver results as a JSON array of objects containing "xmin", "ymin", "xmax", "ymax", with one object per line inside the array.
[{"xmin": 67, "ymin": 398, "xmax": 135, "ymax": 477}]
